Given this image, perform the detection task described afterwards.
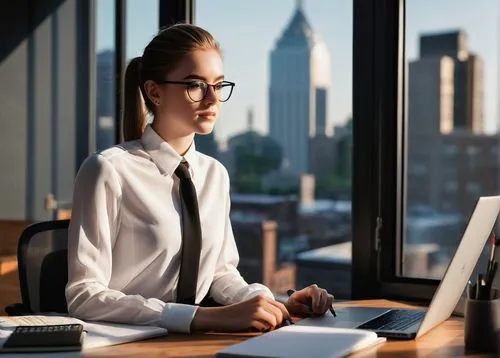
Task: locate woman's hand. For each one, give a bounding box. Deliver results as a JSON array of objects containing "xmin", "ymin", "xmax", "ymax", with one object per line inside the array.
[
  {"xmin": 285, "ymin": 284, "xmax": 334, "ymax": 316},
  {"xmin": 191, "ymin": 295, "xmax": 292, "ymax": 332}
]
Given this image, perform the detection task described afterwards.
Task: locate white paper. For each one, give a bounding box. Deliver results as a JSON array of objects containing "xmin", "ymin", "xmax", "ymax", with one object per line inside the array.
[
  {"xmin": 0, "ymin": 315, "xmax": 168, "ymax": 351},
  {"xmin": 81, "ymin": 321, "xmax": 167, "ymax": 349}
]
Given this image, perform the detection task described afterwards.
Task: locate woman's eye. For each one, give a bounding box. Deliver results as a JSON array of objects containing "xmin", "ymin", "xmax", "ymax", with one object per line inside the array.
[{"xmin": 187, "ymin": 82, "xmax": 202, "ymax": 88}]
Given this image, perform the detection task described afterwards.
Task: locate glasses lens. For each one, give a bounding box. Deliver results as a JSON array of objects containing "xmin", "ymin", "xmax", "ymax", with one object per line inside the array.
[
  {"xmin": 218, "ymin": 83, "xmax": 234, "ymax": 102},
  {"xmin": 186, "ymin": 81, "xmax": 234, "ymax": 102},
  {"xmin": 187, "ymin": 82, "xmax": 207, "ymax": 102}
]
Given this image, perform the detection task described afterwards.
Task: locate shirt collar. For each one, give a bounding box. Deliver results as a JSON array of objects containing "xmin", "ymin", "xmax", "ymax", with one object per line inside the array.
[{"xmin": 141, "ymin": 124, "xmax": 199, "ymax": 178}]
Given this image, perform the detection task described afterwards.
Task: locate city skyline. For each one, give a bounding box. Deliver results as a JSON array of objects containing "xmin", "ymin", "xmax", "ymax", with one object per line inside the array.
[{"xmin": 97, "ymin": 0, "xmax": 499, "ymax": 142}]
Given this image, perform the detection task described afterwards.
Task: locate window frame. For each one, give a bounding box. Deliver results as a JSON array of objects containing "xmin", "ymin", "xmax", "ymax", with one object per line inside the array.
[
  {"xmin": 76, "ymin": 0, "xmax": 97, "ymax": 170},
  {"xmin": 159, "ymin": 0, "xmax": 195, "ymax": 28},
  {"xmin": 114, "ymin": 0, "xmax": 126, "ymax": 144},
  {"xmin": 352, "ymin": 0, "xmax": 440, "ymax": 302}
]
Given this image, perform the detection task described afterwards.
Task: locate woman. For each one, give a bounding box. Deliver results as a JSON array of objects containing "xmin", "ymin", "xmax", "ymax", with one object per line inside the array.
[{"xmin": 66, "ymin": 23, "xmax": 334, "ymax": 334}]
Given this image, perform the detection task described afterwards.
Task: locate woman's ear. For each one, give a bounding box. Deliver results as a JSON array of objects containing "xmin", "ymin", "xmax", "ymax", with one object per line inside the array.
[{"xmin": 143, "ymin": 80, "xmax": 161, "ymax": 106}]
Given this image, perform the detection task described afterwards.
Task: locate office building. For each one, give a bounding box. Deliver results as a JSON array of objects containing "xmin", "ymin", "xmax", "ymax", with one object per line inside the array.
[
  {"xmin": 268, "ymin": 0, "xmax": 331, "ymax": 175},
  {"xmin": 407, "ymin": 29, "xmax": 497, "ymax": 218},
  {"xmin": 410, "ymin": 30, "xmax": 484, "ymax": 134}
]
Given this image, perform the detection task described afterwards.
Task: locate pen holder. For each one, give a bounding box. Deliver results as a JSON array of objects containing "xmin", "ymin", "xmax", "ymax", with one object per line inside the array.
[{"xmin": 464, "ymin": 288, "xmax": 500, "ymax": 353}]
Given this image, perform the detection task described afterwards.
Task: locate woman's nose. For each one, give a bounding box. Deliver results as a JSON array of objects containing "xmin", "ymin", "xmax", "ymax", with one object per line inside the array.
[{"xmin": 204, "ymin": 85, "xmax": 218, "ymax": 104}]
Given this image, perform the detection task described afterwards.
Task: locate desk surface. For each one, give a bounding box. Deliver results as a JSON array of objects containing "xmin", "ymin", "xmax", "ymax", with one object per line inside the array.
[{"xmin": 84, "ymin": 299, "xmax": 485, "ymax": 358}]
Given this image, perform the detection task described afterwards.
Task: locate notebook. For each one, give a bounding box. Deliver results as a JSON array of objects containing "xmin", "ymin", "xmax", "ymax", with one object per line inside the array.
[
  {"xmin": 215, "ymin": 325, "xmax": 386, "ymax": 358},
  {"xmin": 0, "ymin": 315, "xmax": 168, "ymax": 351}
]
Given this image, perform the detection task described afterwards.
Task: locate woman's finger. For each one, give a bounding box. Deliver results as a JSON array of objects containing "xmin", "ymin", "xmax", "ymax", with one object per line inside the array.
[
  {"xmin": 250, "ymin": 319, "xmax": 271, "ymax": 332},
  {"xmin": 266, "ymin": 297, "xmax": 291, "ymax": 320},
  {"xmin": 316, "ymin": 289, "xmax": 329, "ymax": 313},
  {"xmin": 254, "ymin": 306, "xmax": 278, "ymax": 329},
  {"xmin": 288, "ymin": 300, "xmax": 311, "ymax": 315},
  {"xmin": 262, "ymin": 300, "xmax": 284, "ymax": 326},
  {"xmin": 308, "ymin": 286, "xmax": 322, "ymax": 313}
]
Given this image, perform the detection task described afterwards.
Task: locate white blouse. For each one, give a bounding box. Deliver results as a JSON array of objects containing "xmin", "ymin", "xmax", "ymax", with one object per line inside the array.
[{"xmin": 66, "ymin": 125, "xmax": 274, "ymax": 333}]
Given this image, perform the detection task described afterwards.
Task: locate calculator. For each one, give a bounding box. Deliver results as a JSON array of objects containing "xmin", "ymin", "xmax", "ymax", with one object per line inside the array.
[{"xmin": 1, "ymin": 324, "xmax": 84, "ymax": 353}]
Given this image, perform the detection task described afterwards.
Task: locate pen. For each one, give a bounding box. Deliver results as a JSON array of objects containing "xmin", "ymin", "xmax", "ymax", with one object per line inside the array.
[
  {"xmin": 476, "ymin": 273, "xmax": 482, "ymax": 300},
  {"xmin": 487, "ymin": 233, "xmax": 496, "ymax": 274},
  {"xmin": 466, "ymin": 280, "xmax": 472, "ymax": 299},
  {"xmin": 287, "ymin": 289, "xmax": 336, "ymax": 317},
  {"xmin": 485, "ymin": 261, "xmax": 497, "ymax": 299}
]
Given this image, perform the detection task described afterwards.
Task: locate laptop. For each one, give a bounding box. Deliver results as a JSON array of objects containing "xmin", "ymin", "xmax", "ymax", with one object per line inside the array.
[{"xmin": 297, "ymin": 195, "xmax": 500, "ymax": 340}]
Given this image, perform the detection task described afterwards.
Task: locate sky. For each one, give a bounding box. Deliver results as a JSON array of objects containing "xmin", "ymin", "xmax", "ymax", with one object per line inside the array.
[{"xmin": 97, "ymin": 0, "xmax": 499, "ymax": 142}]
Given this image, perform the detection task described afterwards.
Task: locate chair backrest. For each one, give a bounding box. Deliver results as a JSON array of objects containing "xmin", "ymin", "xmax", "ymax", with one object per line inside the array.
[{"xmin": 17, "ymin": 220, "xmax": 70, "ymax": 313}]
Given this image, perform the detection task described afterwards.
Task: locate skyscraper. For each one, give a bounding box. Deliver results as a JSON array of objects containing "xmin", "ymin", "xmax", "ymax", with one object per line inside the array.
[
  {"xmin": 407, "ymin": 29, "xmax": 496, "ymax": 216},
  {"xmin": 268, "ymin": 0, "xmax": 331, "ymax": 175},
  {"xmin": 410, "ymin": 30, "xmax": 484, "ymax": 134}
]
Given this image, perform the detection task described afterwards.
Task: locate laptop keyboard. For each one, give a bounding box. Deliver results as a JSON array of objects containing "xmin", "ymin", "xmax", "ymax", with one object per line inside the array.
[{"xmin": 357, "ymin": 309, "xmax": 425, "ymax": 331}]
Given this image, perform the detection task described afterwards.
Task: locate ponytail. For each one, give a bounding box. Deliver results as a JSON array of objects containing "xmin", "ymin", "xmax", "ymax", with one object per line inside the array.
[{"xmin": 123, "ymin": 57, "xmax": 146, "ymax": 141}]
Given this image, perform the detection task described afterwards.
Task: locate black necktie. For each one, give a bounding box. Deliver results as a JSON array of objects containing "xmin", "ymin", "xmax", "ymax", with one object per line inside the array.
[{"xmin": 175, "ymin": 161, "xmax": 202, "ymax": 305}]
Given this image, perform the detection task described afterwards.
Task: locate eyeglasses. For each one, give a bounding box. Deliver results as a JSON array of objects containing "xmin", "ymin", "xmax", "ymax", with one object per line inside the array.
[{"xmin": 156, "ymin": 80, "xmax": 235, "ymax": 103}]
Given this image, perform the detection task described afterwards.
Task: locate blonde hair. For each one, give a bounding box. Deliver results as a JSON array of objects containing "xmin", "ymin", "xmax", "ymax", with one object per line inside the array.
[{"xmin": 123, "ymin": 24, "xmax": 221, "ymax": 141}]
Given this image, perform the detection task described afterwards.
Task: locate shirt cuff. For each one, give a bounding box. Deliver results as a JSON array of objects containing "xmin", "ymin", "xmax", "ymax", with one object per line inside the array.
[
  {"xmin": 159, "ymin": 303, "xmax": 199, "ymax": 333},
  {"xmin": 233, "ymin": 283, "xmax": 275, "ymax": 303}
]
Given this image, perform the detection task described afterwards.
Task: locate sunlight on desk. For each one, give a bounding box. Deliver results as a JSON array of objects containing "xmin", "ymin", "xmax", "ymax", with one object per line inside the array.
[{"xmin": 74, "ymin": 299, "xmax": 492, "ymax": 357}]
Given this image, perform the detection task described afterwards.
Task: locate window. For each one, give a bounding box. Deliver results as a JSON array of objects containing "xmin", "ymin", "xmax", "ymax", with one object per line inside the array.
[
  {"xmin": 404, "ymin": 0, "xmax": 499, "ymax": 282},
  {"xmin": 124, "ymin": 0, "xmax": 159, "ymax": 128},
  {"xmin": 0, "ymin": 0, "xmax": 96, "ymax": 296},
  {"xmin": 197, "ymin": 0, "xmax": 354, "ymax": 298},
  {"xmin": 410, "ymin": 163, "xmax": 427, "ymax": 175},
  {"xmin": 0, "ymin": 2, "xmax": 98, "ymax": 224},
  {"xmin": 126, "ymin": 0, "xmax": 159, "ymax": 59},
  {"xmin": 353, "ymin": 0, "xmax": 499, "ymax": 302},
  {"xmin": 467, "ymin": 146, "xmax": 479, "ymax": 156},
  {"xmin": 444, "ymin": 181, "xmax": 458, "ymax": 192},
  {"xmin": 96, "ymin": 0, "xmax": 116, "ymax": 151},
  {"xmin": 466, "ymin": 182, "xmax": 481, "ymax": 194},
  {"xmin": 444, "ymin": 144, "xmax": 458, "ymax": 156}
]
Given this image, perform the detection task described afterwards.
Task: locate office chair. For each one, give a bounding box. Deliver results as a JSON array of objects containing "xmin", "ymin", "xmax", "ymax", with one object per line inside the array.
[
  {"xmin": 5, "ymin": 219, "xmax": 70, "ymax": 315},
  {"xmin": 3, "ymin": 219, "xmax": 225, "ymax": 314}
]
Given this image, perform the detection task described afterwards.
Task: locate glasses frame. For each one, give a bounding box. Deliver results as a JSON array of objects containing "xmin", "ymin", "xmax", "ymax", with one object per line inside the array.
[{"xmin": 155, "ymin": 80, "xmax": 236, "ymax": 103}]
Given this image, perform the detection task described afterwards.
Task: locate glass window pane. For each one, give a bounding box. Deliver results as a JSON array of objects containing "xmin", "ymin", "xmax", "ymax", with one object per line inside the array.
[
  {"xmin": 96, "ymin": 0, "xmax": 116, "ymax": 151},
  {"xmin": 0, "ymin": 1, "xmax": 96, "ymax": 225},
  {"xmin": 126, "ymin": 0, "xmax": 159, "ymax": 59},
  {"xmin": 125, "ymin": 0, "xmax": 159, "ymax": 127},
  {"xmin": 404, "ymin": 0, "xmax": 500, "ymax": 279},
  {"xmin": 0, "ymin": 3, "xmax": 93, "ymax": 311},
  {"xmin": 197, "ymin": 0, "xmax": 353, "ymax": 298}
]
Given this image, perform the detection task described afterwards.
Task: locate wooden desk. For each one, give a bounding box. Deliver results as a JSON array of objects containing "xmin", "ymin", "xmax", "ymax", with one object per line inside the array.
[{"xmin": 83, "ymin": 299, "xmax": 490, "ymax": 358}]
